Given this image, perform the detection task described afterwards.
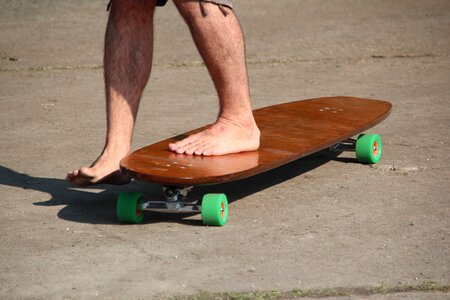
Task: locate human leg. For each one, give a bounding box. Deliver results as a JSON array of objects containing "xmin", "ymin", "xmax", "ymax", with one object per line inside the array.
[
  {"xmin": 67, "ymin": 0, "xmax": 155, "ymax": 186},
  {"xmin": 169, "ymin": 0, "xmax": 260, "ymax": 156}
]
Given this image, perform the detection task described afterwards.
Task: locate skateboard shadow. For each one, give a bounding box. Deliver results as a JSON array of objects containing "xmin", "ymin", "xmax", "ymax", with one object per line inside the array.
[
  {"xmin": 194, "ymin": 151, "xmax": 342, "ymax": 204},
  {"xmin": 0, "ymin": 151, "xmax": 345, "ymax": 226}
]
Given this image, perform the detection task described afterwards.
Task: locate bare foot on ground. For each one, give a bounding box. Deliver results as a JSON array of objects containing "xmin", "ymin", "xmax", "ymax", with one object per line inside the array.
[
  {"xmin": 168, "ymin": 117, "xmax": 260, "ymax": 156},
  {"xmin": 66, "ymin": 152, "xmax": 131, "ymax": 186}
]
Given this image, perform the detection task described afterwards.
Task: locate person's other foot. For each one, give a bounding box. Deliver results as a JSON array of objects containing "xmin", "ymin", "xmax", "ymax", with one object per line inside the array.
[
  {"xmin": 66, "ymin": 151, "xmax": 131, "ymax": 186},
  {"xmin": 168, "ymin": 116, "xmax": 260, "ymax": 156}
]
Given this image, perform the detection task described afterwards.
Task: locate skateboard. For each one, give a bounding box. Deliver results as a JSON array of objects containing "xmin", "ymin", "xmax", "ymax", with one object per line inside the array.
[{"xmin": 117, "ymin": 96, "xmax": 392, "ymax": 226}]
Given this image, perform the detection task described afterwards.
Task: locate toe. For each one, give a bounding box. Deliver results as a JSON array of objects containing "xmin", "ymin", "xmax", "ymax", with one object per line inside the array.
[
  {"xmin": 184, "ymin": 145, "xmax": 198, "ymax": 155},
  {"xmin": 66, "ymin": 169, "xmax": 81, "ymax": 182},
  {"xmin": 173, "ymin": 137, "xmax": 208, "ymax": 154},
  {"xmin": 174, "ymin": 143, "xmax": 193, "ymax": 154},
  {"xmin": 202, "ymin": 146, "xmax": 227, "ymax": 156},
  {"xmin": 68, "ymin": 167, "xmax": 97, "ymax": 186},
  {"xmin": 185, "ymin": 142, "xmax": 206, "ymax": 156},
  {"xmin": 202, "ymin": 148, "xmax": 213, "ymax": 156},
  {"xmin": 79, "ymin": 167, "xmax": 95, "ymax": 178},
  {"xmin": 169, "ymin": 133, "xmax": 201, "ymax": 151},
  {"xmin": 194, "ymin": 148, "xmax": 204, "ymax": 156},
  {"xmin": 193, "ymin": 143, "xmax": 211, "ymax": 156}
]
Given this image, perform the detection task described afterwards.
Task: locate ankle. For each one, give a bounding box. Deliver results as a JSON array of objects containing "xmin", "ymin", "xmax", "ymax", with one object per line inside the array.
[
  {"xmin": 101, "ymin": 144, "xmax": 130, "ymax": 159},
  {"xmin": 218, "ymin": 113, "xmax": 258, "ymax": 129}
]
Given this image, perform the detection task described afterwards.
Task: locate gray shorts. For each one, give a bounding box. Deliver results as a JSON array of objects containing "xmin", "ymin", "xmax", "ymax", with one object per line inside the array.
[
  {"xmin": 157, "ymin": 0, "xmax": 232, "ymax": 9},
  {"xmin": 107, "ymin": 0, "xmax": 233, "ymax": 11}
]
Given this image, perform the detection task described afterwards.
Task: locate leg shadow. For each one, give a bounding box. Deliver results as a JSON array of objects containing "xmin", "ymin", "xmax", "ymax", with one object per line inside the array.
[
  {"xmin": 0, "ymin": 150, "xmax": 343, "ymax": 226},
  {"xmin": 0, "ymin": 165, "xmax": 159, "ymax": 224}
]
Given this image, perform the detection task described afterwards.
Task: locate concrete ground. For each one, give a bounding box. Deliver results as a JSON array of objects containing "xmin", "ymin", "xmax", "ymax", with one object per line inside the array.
[{"xmin": 0, "ymin": 0, "xmax": 449, "ymax": 299}]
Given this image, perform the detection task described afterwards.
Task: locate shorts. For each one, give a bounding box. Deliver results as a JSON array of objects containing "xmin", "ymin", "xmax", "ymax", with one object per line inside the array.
[
  {"xmin": 107, "ymin": 0, "xmax": 233, "ymax": 11},
  {"xmin": 157, "ymin": 0, "xmax": 232, "ymax": 9}
]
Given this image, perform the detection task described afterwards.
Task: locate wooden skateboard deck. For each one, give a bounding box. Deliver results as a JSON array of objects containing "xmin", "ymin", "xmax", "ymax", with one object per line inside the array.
[{"xmin": 120, "ymin": 96, "xmax": 392, "ymax": 186}]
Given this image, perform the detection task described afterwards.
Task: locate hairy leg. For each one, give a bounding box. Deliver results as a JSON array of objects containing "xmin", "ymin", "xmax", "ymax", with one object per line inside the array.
[
  {"xmin": 67, "ymin": 0, "xmax": 155, "ymax": 186},
  {"xmin": 169, "ymin": 0, "xmax": 260, "ymax": 156}
]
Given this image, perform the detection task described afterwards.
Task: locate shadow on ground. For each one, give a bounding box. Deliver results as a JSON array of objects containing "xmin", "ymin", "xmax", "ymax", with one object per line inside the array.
[{"xmin": 0, "ymin": 151, "xmax": 350, "ymax": 226}]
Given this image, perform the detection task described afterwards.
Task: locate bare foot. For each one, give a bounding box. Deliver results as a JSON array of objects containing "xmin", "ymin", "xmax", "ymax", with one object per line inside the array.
[
  {"xmin": 66, "ymin": 151, "xmax": 131, "ymax": 186},
  {"xmin": 168, "ymin": 117, "xmax": 260, "ymax": 156}
]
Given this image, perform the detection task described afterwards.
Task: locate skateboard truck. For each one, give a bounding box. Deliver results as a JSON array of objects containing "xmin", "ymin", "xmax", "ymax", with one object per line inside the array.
[
  {"xmin": 329, "ymin": 134, "xmax": 382, "ymax": 164},
  {"xmin": 329, "ymin": 138, "xmax": 357, "ymax": 152},
  {"xmin": 162, "ymin": 186, "xmax": 193, "ymax": 202},
  {"xmin": 141, "ymin": 186, "xmax": 199, "ymax": 213}
]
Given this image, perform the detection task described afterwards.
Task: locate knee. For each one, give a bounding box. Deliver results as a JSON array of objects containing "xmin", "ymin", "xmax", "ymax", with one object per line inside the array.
[
  {"xmin": 109, "ymin": 0, "xmax": 156, "ymax": 19},
  {"xmin": 174, "ymin": 0, "xmax": 204, "ymax": 23}
]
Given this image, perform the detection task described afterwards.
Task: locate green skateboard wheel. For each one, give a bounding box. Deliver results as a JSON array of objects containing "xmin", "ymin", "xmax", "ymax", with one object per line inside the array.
[
  {"xmin": 117, "ymin": 192, "xmax": 144, "ymax": 224},
  {"xmin": 201, "ymin": 194, "xmax": 228, "ymax": 226},
  {"xmin": 356, "ymin": 134, "xmax": 382, "ymax": 164}
]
